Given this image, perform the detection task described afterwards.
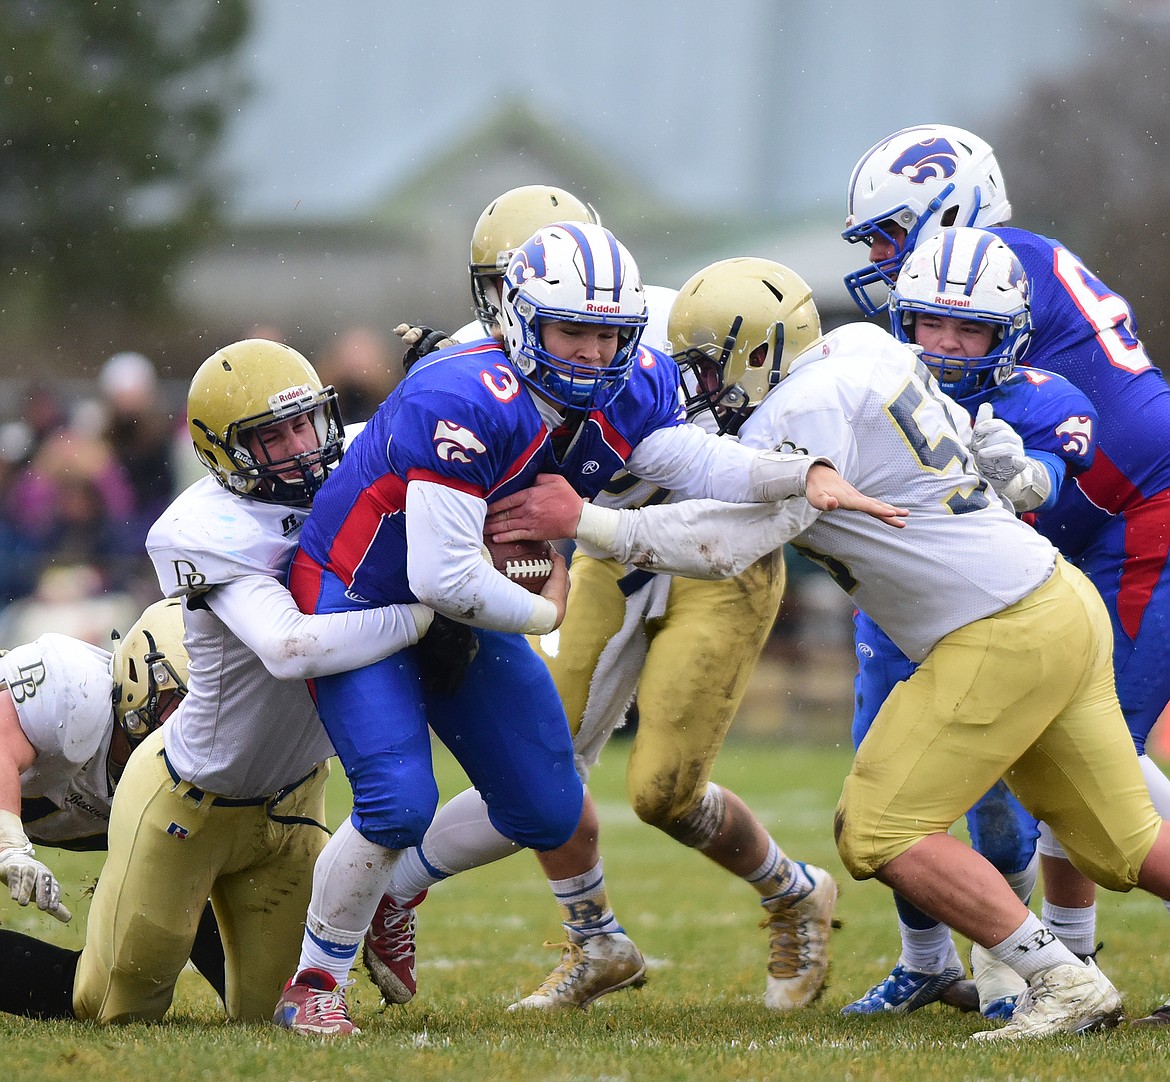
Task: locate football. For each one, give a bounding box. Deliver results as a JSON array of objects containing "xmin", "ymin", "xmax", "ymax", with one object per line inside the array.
[{"xmin": 483, "ymin": 538, "xmax": 555, "ymax": 593}]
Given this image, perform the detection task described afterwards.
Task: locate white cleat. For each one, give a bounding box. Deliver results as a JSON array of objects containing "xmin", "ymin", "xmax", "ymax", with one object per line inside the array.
[
  {"xmin": 508, "ymin": 931, "xmax": 646, "ymax": 1010},
  {"xmin": 970, "ymin": 959, "xmax": 1123, "ymax": 1040},
  {"xmin": 762, "ymin": 863, "xmax": 838, "ymax": 1010}
]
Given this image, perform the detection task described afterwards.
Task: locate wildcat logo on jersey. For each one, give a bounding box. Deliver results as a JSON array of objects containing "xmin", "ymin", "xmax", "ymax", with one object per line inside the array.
[
  {"xmin": 1056, "ymin": 416, "xmax": 1094, "ymax": 458},
  {"xmin": 6, "ymin": 661, "xmax": 46, "ymax": 704},
  {"xmin": 891, "ymin": 137, "xmax": 960, "ymax": 184},
  {"xmin": 433, "ymin": 420, "xmax": 487, "ymax": 464}
]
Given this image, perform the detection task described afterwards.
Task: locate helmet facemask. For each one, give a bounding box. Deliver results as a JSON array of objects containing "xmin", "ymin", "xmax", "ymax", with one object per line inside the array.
[
  {"xmin": 500, "ymin": 223, "xmax": 647, "ymax": 412},
  {"xmin": 669, "ymin": 258, "xmax": 820, "ymax": 435},
  {"xmin": 192, "ymin": 385, "xmax": 344, "ymax": 507},
  {"xmin": 890, "ymin": 227, "xmax": 1031, "ymax": 404}
]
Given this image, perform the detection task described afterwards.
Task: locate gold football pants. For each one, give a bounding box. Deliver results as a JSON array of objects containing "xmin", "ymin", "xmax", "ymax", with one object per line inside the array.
[
  {"xmin": 541, "ymin": 549, "xmax": 785, "ymax": 827},
  {"xmin": 837, "ymin": 557, "xmax": 1162, "ymax": 889},
  {"xmin": 73, "ymin": 728, "xmax": 330, "ymax": 1023}
]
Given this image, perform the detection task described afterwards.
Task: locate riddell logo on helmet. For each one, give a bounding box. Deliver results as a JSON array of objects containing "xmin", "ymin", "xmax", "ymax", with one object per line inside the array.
[
  {"xmin": 932, "ymin": 296, "xmax": 971, "ymax": 308},
  {"xmin": 585, "ymin": 302, "xmax": 621, "ymax": 314}
]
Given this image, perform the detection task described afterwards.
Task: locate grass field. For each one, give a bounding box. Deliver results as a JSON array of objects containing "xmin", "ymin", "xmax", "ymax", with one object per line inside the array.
[{"xmin": 3, "ymin": 736, "xmax": 1168, "ymax": 1081}]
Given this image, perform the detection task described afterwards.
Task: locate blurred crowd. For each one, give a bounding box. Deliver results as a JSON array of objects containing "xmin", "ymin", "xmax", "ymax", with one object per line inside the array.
[{"xmin": 0, "ymin": 325, "xmax": 402, "ymax": 647}]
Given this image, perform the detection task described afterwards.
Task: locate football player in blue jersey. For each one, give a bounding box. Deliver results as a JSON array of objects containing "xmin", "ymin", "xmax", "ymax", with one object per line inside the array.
[
  {"xmin": 843, "ymin": 227, "xmax": 1102, "ymax": 1019},
  {"xmin": 272, "ymin": 221, "xmax": 903, "ymax": 1035},
  {"xmin": 375, "ymin": 191, "xmax": 838, "ymax": 1016},
  {"xmin": 842, "ymin": 125, "xmax": 1170, "ymax": 1027}
]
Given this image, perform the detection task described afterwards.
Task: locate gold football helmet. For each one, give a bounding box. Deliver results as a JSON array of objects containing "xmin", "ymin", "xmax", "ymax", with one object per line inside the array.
[
  {"xmin": 668, "ymin": 258, "xmax": 822, "ymax": 434},
  {"xmin": 111, "ymin": 597, "xmax": 189, "ymax": 744},
  {"xmin": 468, "ymin": 184, "xmax": 599, "ymax": 331},
  {"xmin": 187, "ymin": 338, "xmax": 343, "ymax": 506}
]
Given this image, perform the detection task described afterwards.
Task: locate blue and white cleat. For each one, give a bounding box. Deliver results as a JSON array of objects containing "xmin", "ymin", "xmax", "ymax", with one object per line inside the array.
[{"xmin": 841, "ymin": 962, "xmax": 966, "ymax": 1015}]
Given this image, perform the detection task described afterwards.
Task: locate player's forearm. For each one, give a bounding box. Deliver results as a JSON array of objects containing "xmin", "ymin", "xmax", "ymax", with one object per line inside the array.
[
  {"xmin": 405, "ymin": 479, "xmax": 557, "ymax": 635},
  {"xmin": 575, "ymin": 498, "xmax": 817, "ymax": 579},
  {"xmin": 208, "ymin": 576, "xmax": 432, "ymax": 679},
  {"xmin": 625, "ymin": 424, "xmax": 826, "ymax": 503}
]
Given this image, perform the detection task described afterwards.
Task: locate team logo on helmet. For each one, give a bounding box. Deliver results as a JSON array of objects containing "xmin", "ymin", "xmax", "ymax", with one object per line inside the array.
[
  {"xmin": 890, "ymin": 137, "xmax": 961, "ymax": 184},
  {"xmin": 508, "ymin": 234, "xmax": 549, "ymax": 283}
]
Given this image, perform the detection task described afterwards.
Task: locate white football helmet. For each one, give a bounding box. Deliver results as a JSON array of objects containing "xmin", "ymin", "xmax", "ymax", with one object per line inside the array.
[
  {"xmin": 499, "ymin": 222, "xmax": 647, "ymax": 410},
  {"xmin": 667, "ymin": 258, "xmax": 821, "ymax": 434},
  {"xmin": 842, "ymin": 124, "xmax": 1011, "ymax": 316},
  {"xmin": 468, "ymin": 185, "xmax": 599, "ymax": 332},
  {"xmin": 890, "ymin": 227, "xmax": 1031, "ymax": 403}
]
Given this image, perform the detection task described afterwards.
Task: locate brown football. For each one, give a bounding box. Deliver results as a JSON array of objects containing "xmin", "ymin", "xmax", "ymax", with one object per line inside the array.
[{"xmin": 484, "ymin": 538, "xmax": 555, "ymax": 593}]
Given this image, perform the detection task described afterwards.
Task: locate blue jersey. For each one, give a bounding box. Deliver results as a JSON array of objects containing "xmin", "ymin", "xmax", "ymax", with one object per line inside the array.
[
  {"xmin": 963, "ymin": 366, "xmax": 1097, "ymax": 531},
  {"xmin": 298, "ymin": 338, "xmax": 685, "ymax": 606},
  {"xmin": 993, "ymin": 226, "xmax": 1170, "ymax": 515}
]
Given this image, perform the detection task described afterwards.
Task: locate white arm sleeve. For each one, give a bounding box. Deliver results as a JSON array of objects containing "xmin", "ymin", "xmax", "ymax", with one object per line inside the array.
[
  {"xmin": 575, "ymin": 497, "xmax": 821, "ymax": 580},
  {"xmin": 624, "ymin": 423, "xmax": 823, "ymax": 503},
  {"xmin": 206, "ymin": 575, "xmax": 433, "ymax": 680},
  {"xmin": 405, "ymin": 479, "xmax": 558, "ymax": 635}
]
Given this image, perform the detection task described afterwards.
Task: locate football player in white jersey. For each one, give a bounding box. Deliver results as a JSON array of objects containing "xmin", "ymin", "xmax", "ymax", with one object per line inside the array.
[
  {"xmin": 485, "ymin": 257, "xmax": 1170, "ymax": 1041},
  {"xmin": 70, "ymin": 339, "xmax": 435, "ymax": 1025},
  {"xmin": 0, "ymin": 599, "xmax": 228, "ymax": 1017},
  {"xmin": 368, "ymin": 189, "xmax": 838, "ymax": 1014}
]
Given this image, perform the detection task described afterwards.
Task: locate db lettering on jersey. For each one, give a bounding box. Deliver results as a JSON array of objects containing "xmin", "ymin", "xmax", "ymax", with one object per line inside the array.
[
  {"xmin": 6, "ymin": 661, "xmax": 46, "ymax": 703},
  {"xmin": 433, "ymin": 420, "xmax": 487, "ymax": 464}
]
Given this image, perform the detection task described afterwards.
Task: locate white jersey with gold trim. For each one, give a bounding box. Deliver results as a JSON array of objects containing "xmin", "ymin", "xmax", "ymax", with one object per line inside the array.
[
  {"xmin": 587, "ymin": 322, "xmax": 1058, "ymax": 661},
  {"xmin": 3, "ymin": 634, "xmax": 116, "ymax": 846},
  {"xmin": 147, "ymin": 477, "xmax": 334, "ymax": 797}
]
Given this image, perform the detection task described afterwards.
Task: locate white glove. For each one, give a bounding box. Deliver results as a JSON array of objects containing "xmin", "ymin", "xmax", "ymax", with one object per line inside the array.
[
  {"xmin": 0, "ymin": 843, "xmax": 72, "ymax": 923},
  {"xmin": 971, "ymin": 403, "xmax": 1028, "ymax": 483}
]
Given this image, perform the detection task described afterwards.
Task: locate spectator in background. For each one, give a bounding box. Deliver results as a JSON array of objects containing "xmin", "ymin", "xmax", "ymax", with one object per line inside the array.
[
  {"xmin": 315, "ymin": 327, "xmax": 397, "ymax": 422},
  {"xmin": 97, "ymin": 352, "xmax": 179, "ymax": 547}
]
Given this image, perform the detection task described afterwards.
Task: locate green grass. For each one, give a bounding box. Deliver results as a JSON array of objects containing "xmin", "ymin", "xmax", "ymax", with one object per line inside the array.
[{"xmin": 4, "ymin": 738, "xmax": 1169, "ymax": 1081}]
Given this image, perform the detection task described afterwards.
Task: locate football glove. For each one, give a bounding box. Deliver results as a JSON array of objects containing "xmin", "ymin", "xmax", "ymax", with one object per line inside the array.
[
  {"xmin": 972, "ymin": 403, "xmax": 1028, "ymax": 483},
  {"xmin": 394, "ymin": 323, "xmax": 454, "ymax": 373},
  {"xmin": 415, "ymin": 614, "xmax": 480, "ymax": 697},
  {"xmin": 0, "ymin": 843, "xmax": 71, "ymax": 923}
]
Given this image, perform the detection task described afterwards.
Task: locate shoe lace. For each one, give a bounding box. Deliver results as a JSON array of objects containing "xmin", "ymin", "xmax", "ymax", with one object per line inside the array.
[
  {"xmin": 303, "ymin": 978, "xmax": 355, "ymax": 1026},
  {"xmin": 760, "ymin": 903, "xmax": 812, "ymax": 977},
  {"xmin": 530, "ymin": 939, "xmax": 586, "ymax": 996},
  {"xmin": 371, "ymin": 903, "xmax": 417, "ymax": 962}
]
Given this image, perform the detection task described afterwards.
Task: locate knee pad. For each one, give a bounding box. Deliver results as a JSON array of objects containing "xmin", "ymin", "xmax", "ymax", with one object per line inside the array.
[
  {"xmin": 966, "ymin": 781, "xmax": 1039, "ymax": 874},
  {"xmin": 660, "ymin": 783, "xmax": 726, "ymax": 849}
]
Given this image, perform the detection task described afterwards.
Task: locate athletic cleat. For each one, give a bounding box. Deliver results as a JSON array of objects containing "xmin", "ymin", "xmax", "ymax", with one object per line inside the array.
[
  {"xmin": 1129, "ymin": 1001, "xmax": 1170, "ymax": 1027},
  {"xmin": 970, "ymin": 959, "xmax": 1123, "ymax": 1040},
  {"xmin": 841, "ymin": 962, "xmax": 966, "ymax": 1015},
  {"xmin": 363, "ymin": 889, "xmax": 426, "ymax": 1005},
  {"xmin": 273, "ymin": 967, "xmax": 360, "ymax": 1036},
  {"xmin": 971, "ymin": 942, "xmax": 1027, "ymax": 1019},
  {"xmin": 507, "ymin": 931, "xmax": 646, "ymax": 1010},
  {"xmin": 762, "ymin": 863, "xmax": 839, "ymax": 1010}
]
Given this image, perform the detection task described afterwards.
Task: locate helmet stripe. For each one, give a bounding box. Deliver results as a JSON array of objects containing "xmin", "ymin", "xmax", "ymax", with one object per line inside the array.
[
  {"xmin": 965, "ymin": 230, "xmax": 997, "ymax": 294},
  {"xmin": 555, "ymin": 220, "xmax": 621, "ymax": 303}
]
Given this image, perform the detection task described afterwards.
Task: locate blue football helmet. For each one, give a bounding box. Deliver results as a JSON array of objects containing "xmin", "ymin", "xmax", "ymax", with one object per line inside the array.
[
  {"xmin": 842, "ymin": 124, "xmax": 1011, "ymax": 316},
  {"xmin": 890, "ymin": 227, "xmax": 1031, "ymax": 403},
  {"xmin": 499, "ymin": 222, "xmax": 647, "ymax": 410}
]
